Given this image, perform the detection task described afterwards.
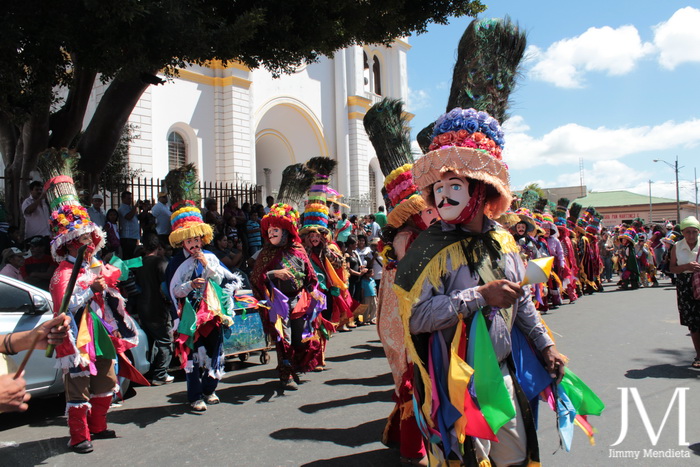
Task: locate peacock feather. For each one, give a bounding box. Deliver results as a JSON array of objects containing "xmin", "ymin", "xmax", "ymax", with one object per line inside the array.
[
  {"xmin": 305, "ymin": 156, "xmax": 337, "ymax": 178},
  {"xmin": 417, "ymin": 17, "xmax": 527, "ymax": 152},
  {"xmin": 363, "ymin": 98, "xmax": 414, "ymax": 176},
  {"xmin": 165, "ymin": 163, "xmax": 200, "ymax": 205},
  {"xmin": 277, "ymin": 163, "xmax": 316, "ymax": 209}
]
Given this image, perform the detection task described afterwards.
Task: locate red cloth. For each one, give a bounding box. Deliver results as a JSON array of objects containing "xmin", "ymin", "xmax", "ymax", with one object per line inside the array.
[
  {"xmin": 87, "ymin": 395, "xmax": 111, "ymax": 434},
  {"xmin": 68, "ymin": 405, "xmax": 91, "ymax": 446}
]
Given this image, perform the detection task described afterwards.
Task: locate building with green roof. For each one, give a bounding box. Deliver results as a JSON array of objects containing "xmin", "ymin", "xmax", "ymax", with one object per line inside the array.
[{"xmin": 571, "ymin": 191, "xmax": 696, "ymax": 225}]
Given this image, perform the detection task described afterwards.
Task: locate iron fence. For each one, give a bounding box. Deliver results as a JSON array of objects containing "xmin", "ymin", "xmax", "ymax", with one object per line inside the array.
[{"xmin": 99, "ymin": 177, "xmax": 261, "ymax": 211}]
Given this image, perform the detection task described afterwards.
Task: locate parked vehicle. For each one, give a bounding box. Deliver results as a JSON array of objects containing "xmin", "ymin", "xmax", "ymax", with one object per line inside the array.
[{"xmin": 0, "ymin": 275, "xmax": 150, "ymax": 397}]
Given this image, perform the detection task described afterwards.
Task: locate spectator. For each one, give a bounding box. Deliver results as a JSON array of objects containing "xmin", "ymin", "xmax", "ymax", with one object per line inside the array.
[
  {"xmin": 21, "ymin": 236, "xmax": 56, "ymax": 290},
  {"xmin": 366, "ymin": 214, "xmax": 381, "ymax": 239},
  {"xmin": 87, "ymin": 194, "xmax": 107, "ymax": 228},
  {"xmin": 208, "ymin": 232, "xmax": 243, "ymax": 271},
  {"xmin": 133, "ymin": 234, "xmax": 173, "ymax": 385},
  {"xmin": 0, "ymin": 315, "xmax": 70, "ymax": 412},
  {"xmin": 375, "ymin": 205, "xmax": 387, "ymax": 228},
  {"xmin": 335, "ymin": 213, "xmax": 352, "ymax": 243},
  {"xmin": 22, "ymin": 181, "xmax": 51, "ymax": 243},
  {"xmin": 0, "ymin": 247, "xmax": 25, "ymax": 280},
  {"xmin": 369, "ymin": 237, "xmax": 384, "ymax": 292},
  {"xmin": 151, "ymin": 192, "xmax": 172, "ymax": 247},
  {"xmin": 246, "ymin": 211, "xmax": 262, "ymax": 255},
  {"xmin": 104, "ymin": 208, "xmax": 122, "ymax": 257},
  {"xmin": 204, "ymin": 198, "xmax": 225, "ymax": 233},
  {"xmin": 264, "ymin": 195, "xmax": 275, "ymax": 214},
  {"xmin": 0, "ymin": 225, "xmax": 21, "ymax": 254},
  {"xmin": 345, "ymin": 235, "xmax": 365, "ymax": 303},
  {"xmin": 138, "ymin": 199, "xmax": 157, "ymax": 241},
  {"xmin": 118, "ymin": 191, "xmax": 140, "ymax": 259}
]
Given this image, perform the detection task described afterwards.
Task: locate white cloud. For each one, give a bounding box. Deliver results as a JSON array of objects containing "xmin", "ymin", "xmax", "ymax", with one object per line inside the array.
[
  {"xmin": 503, "ymin": 116, "xmax": 700, "ymax": 169},
  {"xmin": 407, "ymin": 87, "xmax": 431, "ymax": 112},
  {"xmin": 528, "ymin": 25, "xmax": 654, "ymax": 87},
  {"xmin": 554, "ymin": 160, "xmax": 649, "ymax": 192},
  {"xmin": 653, "ymin": 7, "xmax": 700, "ymax": 69}
]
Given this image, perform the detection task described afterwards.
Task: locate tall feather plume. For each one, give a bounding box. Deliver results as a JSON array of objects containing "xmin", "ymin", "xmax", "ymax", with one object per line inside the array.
[
  {"xmin": 568, "ymin": 202, "xmax": 582, "ymax": 223},
  {"xmin": 363, "ymin": 98, "xmax": 414, "ymax": 176},
  {"xmin": 417, "ymin": 17, "xmax": 527, "ymax": 152},
  {"xmin": 277, "ymin": 163, "xmax": 315, "ymax": 208},
  {"xmin": 519, "ymin": 189, "xmax": 540, "ymax": 211},
  {"xmin": 534, "ymin": 198, "xmax": 548, "ymax": 214},
  {"xmin": 165, "ymin": 163, "xmax": 200, "ymax": 205},
  {"xmin": 555, "ymin": 197, "xmax": 569, "ymax": 218},
  {"xmin": 305, "ymin": 156, "xmax": 337, "ymax": 178}
]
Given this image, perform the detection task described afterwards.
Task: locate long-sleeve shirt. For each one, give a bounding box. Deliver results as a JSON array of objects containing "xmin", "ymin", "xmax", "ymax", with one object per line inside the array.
[{"xmin": 408, "ymin": 220, "xmax": 553, "ymax": 363}]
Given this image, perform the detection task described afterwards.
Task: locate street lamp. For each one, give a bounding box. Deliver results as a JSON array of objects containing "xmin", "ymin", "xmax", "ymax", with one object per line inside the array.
[{"xmin": 653, "ymin": 155, "xmax": 681, "ymax": 223}]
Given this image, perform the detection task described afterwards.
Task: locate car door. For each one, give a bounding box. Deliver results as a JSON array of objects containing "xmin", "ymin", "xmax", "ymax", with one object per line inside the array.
[{"xmin": 0, "ymin": 278, "xmax": 61, "ymax": 394}]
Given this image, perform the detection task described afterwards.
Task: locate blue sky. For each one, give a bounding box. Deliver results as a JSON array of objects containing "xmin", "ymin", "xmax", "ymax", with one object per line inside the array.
[{"xmin": 407, "ymin": 1, "xmax": 700, "ymax": 203}]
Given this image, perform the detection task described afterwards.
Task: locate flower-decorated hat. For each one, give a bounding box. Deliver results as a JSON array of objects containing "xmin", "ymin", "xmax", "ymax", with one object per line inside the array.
[
  {"xmin": 363, "ymin": 98, "xmax": 427, "ymax": 229},
  {"xmin": 164, "ymin": 164, "xmax": 213, "ymax": 247},
  {"xmin": 300, "ymin": 157, "xmax": 337, "ymax": 236},
  {"xmin": 412, "ymin": 107, "xmax": 511, "ymax": 219},
  {"xmin": 261, "ymin": 203, "xmax": 301, "ymax": 244},
  {"xmin": 38, "ymin": 149, "xmax": 105, "ymax": 262}
]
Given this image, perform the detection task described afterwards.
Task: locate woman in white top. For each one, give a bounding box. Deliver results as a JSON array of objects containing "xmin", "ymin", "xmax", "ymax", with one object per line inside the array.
[{"xmin": 669, "ymin": 216, "xmax": 700, "ymax": 368}]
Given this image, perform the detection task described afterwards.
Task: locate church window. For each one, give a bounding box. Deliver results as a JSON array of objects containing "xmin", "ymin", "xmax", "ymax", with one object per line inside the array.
[
  {"xmin": 168, "ymin": 131, "xmax": 187, "ymax": 169},
  {"xmin": 372, "ymin": 56, "xmax": 382, "ymax": 96}
]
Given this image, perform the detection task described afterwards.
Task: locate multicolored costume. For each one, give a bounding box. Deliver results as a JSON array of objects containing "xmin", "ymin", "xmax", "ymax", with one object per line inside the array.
[
  {"xmin": 252, "ymin": 203, "xmax": 324, "ymax": 388},
  {"xmin": 397, "ymin": 99, "xmax": 603, "ymax": 464},
  {"xmin": 41, "ymin": 150, "xmax": 139, "ymax": 452},
  {"xmin": 364, "ymin": 98, "xmax": 430, "ymax": 462},
  {"xmin": 617, "ymin": 228, "xmax": 640, "ymax": 290},
  {"xmin": 299, "ymin": 157, "xmax": 354, "ymax": 368},
  {"xmin": 165, "ymin": 165, "xmax": 242, "ymax": 410}
]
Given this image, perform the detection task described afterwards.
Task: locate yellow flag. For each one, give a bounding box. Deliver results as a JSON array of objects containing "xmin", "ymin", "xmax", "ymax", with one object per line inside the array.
[
  {"xmin": 75, "ymin": 306, "xmax": 91, "ymax": 361},
  {"xmin": 448, "ymin": 320, "xmax": 474, "ymax": 443}
]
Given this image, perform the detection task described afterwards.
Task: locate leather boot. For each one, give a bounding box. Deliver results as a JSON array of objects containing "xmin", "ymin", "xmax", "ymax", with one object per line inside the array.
[{"xmin": 67, "ymin": 404, "xmax": 93, "ymax": 453}]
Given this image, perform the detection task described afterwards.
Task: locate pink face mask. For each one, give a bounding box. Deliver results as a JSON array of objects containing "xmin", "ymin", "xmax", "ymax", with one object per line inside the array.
[{"xmin": 433, "ymin": 173, "xmax": 485, "ymax": 225}]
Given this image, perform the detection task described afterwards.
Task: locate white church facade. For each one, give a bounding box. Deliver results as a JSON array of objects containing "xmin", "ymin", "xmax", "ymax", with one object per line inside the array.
[{"xmin": 88, "ymin": 41, "xmax": 412, "ymax": 213}]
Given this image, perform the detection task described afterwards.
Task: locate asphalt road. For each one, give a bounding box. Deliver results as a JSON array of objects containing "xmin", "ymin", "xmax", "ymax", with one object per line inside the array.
[{"xmin": 1, "ymin": 277, "xmax": 699, "ymax": 466}]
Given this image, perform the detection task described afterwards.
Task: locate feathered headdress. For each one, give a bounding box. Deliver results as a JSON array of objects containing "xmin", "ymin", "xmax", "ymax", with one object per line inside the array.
[
  {"xmin": 555, "ymin": 197, "xmax": 569, "ymax": 219},
  {"xmin": 364, "ymin": 98, "xmax": 426, "ymax": 228},
  {"xmin": 276, "ymin": 163, "xmax": 316, "ymax": 209},
  {"xmin": 39, "ymin": 148, "xmax": 105, "ymax": 262},
  {"xmin": 166, "ymin": 164, "xmax": 212, "ymax": 247},
  {"xmin": 300, "ymin": 157, "xmax": 337, "ymax": 235},
  {"xmin": 519, "ymin": 189, "xmax": 540, "ymax": 212},
  {"xmin": 417, "ymin": 17, "xmax": 526, "ymax": 153}
]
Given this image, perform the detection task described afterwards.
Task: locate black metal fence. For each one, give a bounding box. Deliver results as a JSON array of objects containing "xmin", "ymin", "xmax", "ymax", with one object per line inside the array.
[{"xmin": 99, "ymin": 177, "xmax": 261, "ymax": 211}]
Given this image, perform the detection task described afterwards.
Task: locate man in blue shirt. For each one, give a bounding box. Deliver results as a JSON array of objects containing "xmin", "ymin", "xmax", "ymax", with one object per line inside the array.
[{"xmin": 118, "ymin": 191, "xmax": 140, "ymax": 259}]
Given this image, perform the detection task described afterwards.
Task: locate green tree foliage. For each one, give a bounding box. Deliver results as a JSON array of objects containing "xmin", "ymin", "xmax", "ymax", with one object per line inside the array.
[
  {"xmin": 522, "ymin": 182, "xmax": 545, "ymax": 199},
  {"xmin": 0, "ymin": 0, "xmax": 485, "ymax": 222}
]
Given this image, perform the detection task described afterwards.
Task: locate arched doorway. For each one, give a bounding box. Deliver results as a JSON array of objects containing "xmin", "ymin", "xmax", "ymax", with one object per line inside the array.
[{"xmin": 255, "ymin": 100, "xmax": 328, "ymax": 203}]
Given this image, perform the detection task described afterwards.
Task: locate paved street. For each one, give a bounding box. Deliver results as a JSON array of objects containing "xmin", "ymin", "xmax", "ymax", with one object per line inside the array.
[{"xmin": 1, "ymin": 277, "xmax": 699, "ymax": 466}]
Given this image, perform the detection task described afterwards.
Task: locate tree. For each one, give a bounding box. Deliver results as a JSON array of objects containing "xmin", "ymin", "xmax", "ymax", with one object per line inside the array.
[
  {"xmin": 522, "ymin": 183, "xmax": 545, "ymax": 199},
  {"xmin": 0, "ymin": 0, "xmax": 486, "ymax": 223}
]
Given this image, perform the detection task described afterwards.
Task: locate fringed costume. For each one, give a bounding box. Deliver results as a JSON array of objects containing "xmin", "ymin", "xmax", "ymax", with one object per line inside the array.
[
  {"xmin": 253, "ymin": 203, "xmax": 324, "ymax": 389},
  {"xmin": 165, "ymin": 165, "xmax": 242, "ymax": 411},
  {"xmin": 364, "ymin": 97, "xmax": 430, "ymax": 462},
  {"xmin": 41, "ymin": 149, "xmax": 139, "ymax": 453}
]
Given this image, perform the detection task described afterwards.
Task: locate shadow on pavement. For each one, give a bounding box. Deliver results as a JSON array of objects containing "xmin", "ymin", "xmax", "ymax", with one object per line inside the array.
[
  {"xmin": 299, "ymin": 389, "xmax": 392, "ymax": 414},
  {"xmin": 0, "ymin": 394, "xmax": 64, "ymax": 431},
  {"xmin": 0, "ymin": 436, "xmax": 69, "ymax": 466},
  {"xmin": 625, "ymin": 364, "xmax": 700, "ymax": 379},
  {"xmin": 216, "ymin": 379, "xmax": 283, "ymax": 404},
  {"xmin": 108, "ymin": 402, "xmax": 191, "ymax": 428},
  {"xmin": 326, "ymin": 344, "xmax": 385, "ymax": 363},
  {"xmin": 689, "ymin": 442, "xmax": 700, "ymax": 457},
  {"xmin": 302, "ymin": 448, "xmax": 400, "ymax": 466},
  {"xmin": 270, "ymin": 418, "xmax": 385, "ymax": 447},
  {"xmin": 325, "ymin": 372, "xmax": 393, "ymax": 387}
]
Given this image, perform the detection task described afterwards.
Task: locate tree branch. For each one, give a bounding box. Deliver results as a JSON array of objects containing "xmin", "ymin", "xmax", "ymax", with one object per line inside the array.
[
  {"xmin": 48, "ymin": 61, "xmax": 97, "ymax": 148},
  {"xmin": 76, "ymin": 70, "xmax": 152, "ymax": 180}
]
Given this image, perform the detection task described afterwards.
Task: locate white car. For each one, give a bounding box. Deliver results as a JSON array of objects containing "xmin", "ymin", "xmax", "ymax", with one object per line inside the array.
[{"xmin": 0, "ymin": 275, "xmax": 150, "ymax": 397}]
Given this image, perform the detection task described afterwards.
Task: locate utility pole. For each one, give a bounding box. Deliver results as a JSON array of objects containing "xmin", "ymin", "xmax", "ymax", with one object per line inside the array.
[
  {"xmin": 653, "ymin": 155, "xmax": 682, "ymax": 223},
  {"xmin": 648, "ymin": 179, "xmax": 653, "ymax": 224}
]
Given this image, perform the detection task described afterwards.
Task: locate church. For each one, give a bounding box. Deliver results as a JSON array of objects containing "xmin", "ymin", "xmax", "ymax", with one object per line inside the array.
[{"xmin": 87, "ymin": 41, "xmax": 412, "ymax": 213}]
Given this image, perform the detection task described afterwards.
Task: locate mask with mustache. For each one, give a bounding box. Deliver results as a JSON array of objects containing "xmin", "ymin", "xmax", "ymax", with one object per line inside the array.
[{"xmin": 437, "ymin": 180, "xmax": 486, "ymax": 225}]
